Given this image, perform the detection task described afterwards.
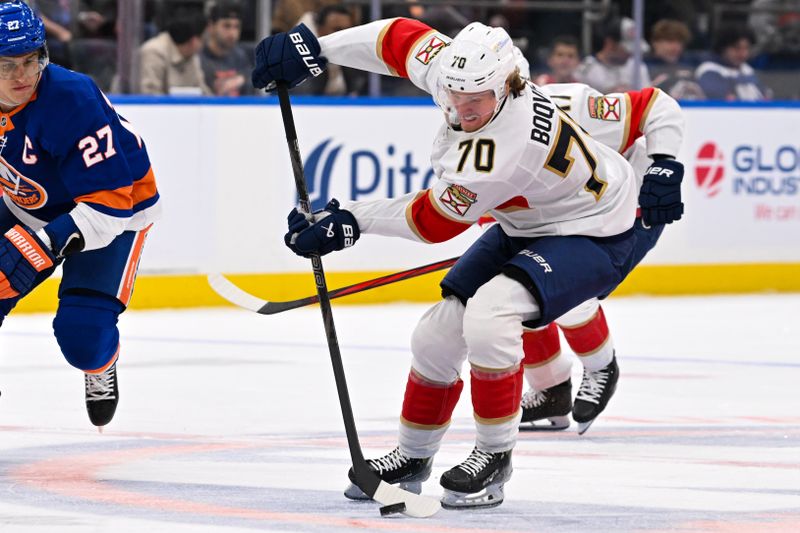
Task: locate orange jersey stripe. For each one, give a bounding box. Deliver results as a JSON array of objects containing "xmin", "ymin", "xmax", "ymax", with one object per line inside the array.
[
  {"xmin": 85, "ymin": 345, "xmax": 119, "ymax": 374},
  {"xmin": 117, "ymin": 225, "xmax": 151, "ymax": 306},
  {"xmin": 132, "ymin": 167, "xmax": 158, "ymax": 206},
  {"xmin": 621, "ymin": 87, "xmax": 657, "ymax": 153},
  {"xmin": 406, "ymin": 189, "xmax": 472, "ymax": 243},
  {"xmin": 75, "ymin": 185, "xmax": 133, "ymax": 211},
  {"xmin": 379, "ymin": 18, "xmax": 435, "ymax": 78}
]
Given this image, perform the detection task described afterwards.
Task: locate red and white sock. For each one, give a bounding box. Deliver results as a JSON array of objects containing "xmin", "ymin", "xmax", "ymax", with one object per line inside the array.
[
  {"xmin": 522, "ymin": 323, "xmax": 572, "ymax": 391},
  {"xmin": 471, "ymin": 364, "xmax": 523, "ymax": 453},
  {"xmin": 399, "ymin": 368, "xmax": 463, "ymax": 457},
  {"xmin": 558, "ymin": 304, "xmax": 614, "ymax": 371}
]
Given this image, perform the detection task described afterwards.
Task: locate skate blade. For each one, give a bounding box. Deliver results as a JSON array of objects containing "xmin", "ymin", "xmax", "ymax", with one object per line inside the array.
[
  {"xmin": 519, "ymin": 415, "xmax": 570, "ymax": 431},
  {"xmin": 577, "ymin": 418, "xmax": 596, "ymax": 435},
  {"xmin": 441, "ymin": 484, "xmax": 505, "ymax": 510},
  {"xmin": 344, "ymin": 480, "xmax": 422, "ymax": 501}
]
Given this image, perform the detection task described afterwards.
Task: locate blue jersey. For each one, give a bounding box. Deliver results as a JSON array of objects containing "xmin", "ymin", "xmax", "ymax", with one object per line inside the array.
[{"xmin": 0, "ymin": 64, "xmax": 160, "ymax": 250}]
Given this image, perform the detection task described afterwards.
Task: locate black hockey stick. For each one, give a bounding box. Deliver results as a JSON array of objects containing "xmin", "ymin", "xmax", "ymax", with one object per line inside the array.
[
  {"xmin": 274, "ymin": 82, "xmax": 439, "ymax": 518},
  {"xmin": 207, "ymin": 256, "xmax": 458, "ymax": 315}
]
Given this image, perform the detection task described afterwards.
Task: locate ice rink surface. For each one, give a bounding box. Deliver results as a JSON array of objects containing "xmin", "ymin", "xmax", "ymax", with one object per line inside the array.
[{"xmin": 0, "ymin": 294, "xmax": 798, "ymax": 532}]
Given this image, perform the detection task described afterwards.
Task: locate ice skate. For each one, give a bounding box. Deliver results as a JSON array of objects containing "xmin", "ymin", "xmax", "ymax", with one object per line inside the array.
[
  {"xmin": 440, "ymin": 448, "xmax": 512, "ymax": 509},
  {"xmin": 573, "ymin": 355, "xmax": 618, "ymax": 435},
  {"xmin": 344, "ymin": 446, "xmax": 432, "ymax": 500},
  {"xmin": 519, "ymin": 379, "xmax": 572, "ymax": 431},
  {"xmin": 84, "ymin": 362, "xmax": 119, "ymax": 428}
]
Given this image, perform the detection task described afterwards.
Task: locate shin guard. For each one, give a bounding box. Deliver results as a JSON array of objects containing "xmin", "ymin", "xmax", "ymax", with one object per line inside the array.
[
  {"xmin": 522, "ymin": 323, "xmax": 571, "ymax": 391},
  {"xmin": 399, "ymin": 369, "xmax": 464, "ymax": 457},
  {"xmin": 560, "ymin": 306, "xmax": 613, "ymax": 371},
  {"xmin": 472, "ymin": 365, "xmax": 523, "ymax": 452}
]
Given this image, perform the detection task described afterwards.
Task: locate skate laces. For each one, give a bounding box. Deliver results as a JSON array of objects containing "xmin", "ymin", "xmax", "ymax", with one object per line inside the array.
[
  {"xmin": 576, "ymin": 367, "xmax": 609, "ymax": 405},
  {"xmin": 457, "ymin": 448, "xmax": 494, "ymax": 477},
  {"xmin": 521, "ymin": 389, "xmax": 547, "ymax": 409},
  {"xmin": 368, "ymin": 447, "xmax": 410, "ymax": 474},
  {"xmin": 85, "ymin": 366, "xmax": 116, "ymax": 402}
]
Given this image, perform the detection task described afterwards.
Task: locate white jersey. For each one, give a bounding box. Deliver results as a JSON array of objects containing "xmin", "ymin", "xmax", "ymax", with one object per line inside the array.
[
  {"xmin": 319, "ymin": 19, "xmax": 684, "ymax": 244},
  {"xmin": 537, "ymin": 83, "xmax": 684, "ymax": 185}
]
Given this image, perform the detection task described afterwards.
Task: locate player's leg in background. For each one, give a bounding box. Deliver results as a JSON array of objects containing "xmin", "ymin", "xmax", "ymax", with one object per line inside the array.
[
  {"xmin": 557, "ymin": 299, "xmax": 614, "ymax": 372},
  {"xmin": 556, "ymin": 299, "xmax": 618, "ymax": 433},
  {"xmin": 519, "ymin": 322, "xmax": 573, "ymax": 430},
  {"xmin": 504, "ymin": 231, "xmax": 635, "ymax": 434},
  {"xmin": 53, "ymin": 226, "xmax": 151, "ymax": 427}
]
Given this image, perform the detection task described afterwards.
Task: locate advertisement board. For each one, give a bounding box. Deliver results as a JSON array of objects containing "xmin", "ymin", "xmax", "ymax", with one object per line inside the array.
[{"xmin": 18, "ymin": 98, "xmax": 797, "ymax": 312}]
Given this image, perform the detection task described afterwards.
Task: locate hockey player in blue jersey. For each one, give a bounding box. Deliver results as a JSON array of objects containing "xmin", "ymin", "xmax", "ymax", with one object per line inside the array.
[{"xmin": 0, "ymin": 2, "xmax": 161, "ymax": 427}]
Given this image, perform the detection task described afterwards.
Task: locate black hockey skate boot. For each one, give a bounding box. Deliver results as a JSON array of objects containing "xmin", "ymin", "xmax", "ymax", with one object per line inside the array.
[
  {"xmin": 519, "ymin": 378, "xmax": 572, "ymax": 431},
  {"xmin": 84, "ymin": 362, "xmax": 119, "ymax": 427},
  {"xmin": 344, "ymin": 447, "xmax": 433, "ymax": 500},
  {"xmin": 440, "ymin": 448, "xmax": 512, "ymax": 509},
  {"xmin": 573, "ymin": 355, "xmax": 618, "ymax": 435}
]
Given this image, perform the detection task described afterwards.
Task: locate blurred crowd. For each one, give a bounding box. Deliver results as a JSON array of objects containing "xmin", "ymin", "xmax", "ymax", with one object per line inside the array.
[{"xmin": 25, "ymin": 0, "xmax": 800, "ymax": 100}]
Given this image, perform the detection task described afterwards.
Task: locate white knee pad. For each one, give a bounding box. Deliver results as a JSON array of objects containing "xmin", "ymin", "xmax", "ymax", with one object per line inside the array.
[
  {"xmin": 463, "ymin": 274, "xmax": 540, "ymax": 370},
  {"xmin": 555, "ymin": 297, "xmax": 600, "ymax": 328},
  {"xmin": 410, "ymin": 296, "xmax": 468, "ymax": 383}
]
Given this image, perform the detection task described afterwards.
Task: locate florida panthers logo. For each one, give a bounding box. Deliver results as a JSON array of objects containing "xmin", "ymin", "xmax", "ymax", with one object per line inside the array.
[{"xmin": 0, "ymin": 155, "xmax": 48, "ymax": 209}]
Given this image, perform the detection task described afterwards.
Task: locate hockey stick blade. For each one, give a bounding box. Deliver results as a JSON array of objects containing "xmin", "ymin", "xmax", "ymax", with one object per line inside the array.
[
  {"xmin": 207, "ymin": 256, "xmax": 459, "ymax": 315},
  {"xmin": 207, "ymin": 273, "xmax": 310, "ymax": 314},
  {"xmin": 373, "ymin": 480, "xmax": 441, "ymax": 518}
]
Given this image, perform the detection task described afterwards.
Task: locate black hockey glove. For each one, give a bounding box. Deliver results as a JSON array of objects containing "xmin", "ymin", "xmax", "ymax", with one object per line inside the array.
[
  {"xmin": 252, "ymin": 23, "xmax": 328, "ymax": 91},
  {"xmin": 285, "ymin": 199, "xmax": 360, "ymax": 258},
  {"xmin": 639, "ymin": 157, "xmax": 685, "ymax": 226}
]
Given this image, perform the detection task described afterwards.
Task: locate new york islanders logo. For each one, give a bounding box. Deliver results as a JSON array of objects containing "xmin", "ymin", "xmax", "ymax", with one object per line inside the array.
[
  {"xmin": 0, "ymin": 155, "xmax": 48, "ymax": 209},
  {"xmin": 415, "ymin": 35, "xmax": 448, "ymax": 65}
]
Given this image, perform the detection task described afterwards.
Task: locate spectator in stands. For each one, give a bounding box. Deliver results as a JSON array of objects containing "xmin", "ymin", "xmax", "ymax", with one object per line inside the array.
[
  {"xmin": 272, "ymin": 0, "xmax": 359, "ymax": 33},
  {"xmin": 696, "ymin": 24, "xmax": 769, "ymax": 101},
  {"xmin": 645, "ymin": 19, "xmax": 705, "ymax": 99},
  {"xmin": 534, "ymin": 35, "xmax": 581, "ymax": 85},
  {"xmin": 78, "ymin": 1, "xmax": 117, "ymax": 37},
  {"xmin": 576, "ymin": 17, "xmax": 651, "ymax": 92},
  {"xmin": 200, "ymin": 1, "xmax": 253, "ymax": 96},
  {"xmin": 138, "ymin": 11, "xmax": 211, "ymax": 95},
  {"xmin": 29, "ymin": 0, "xmax": 72, "ymax": 68},
  {"xmin": 749, "ymin": 0, "xmax": 800, "ymax": 57},
  {"xmin": 293, "ymin": 5, "xmax": 363, "ymax": 96}
]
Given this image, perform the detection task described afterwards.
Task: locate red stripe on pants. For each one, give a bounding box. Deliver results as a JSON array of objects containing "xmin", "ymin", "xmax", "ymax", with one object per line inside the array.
[{"xmin": 401, "ymin": 370, "xmax": 464, "ymax": 427}]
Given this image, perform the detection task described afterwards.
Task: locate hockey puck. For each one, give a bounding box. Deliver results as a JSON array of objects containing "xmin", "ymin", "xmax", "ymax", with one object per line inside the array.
[{"xmin": 379, "ymin": 502, "xmax": 406, "ymax": 516}]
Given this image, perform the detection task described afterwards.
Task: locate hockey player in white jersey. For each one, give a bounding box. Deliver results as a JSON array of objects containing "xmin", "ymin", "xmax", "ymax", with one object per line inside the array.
[
  {"xmin": 511, "ymin": 82, "xmax": 685, "ymax": 434},
  {"xmin": 253, "ymin": 18, "xmax": 683, "ymax": 508}
]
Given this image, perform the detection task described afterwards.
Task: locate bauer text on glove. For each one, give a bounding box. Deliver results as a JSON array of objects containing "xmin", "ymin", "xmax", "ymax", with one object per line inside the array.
[
  {"xmin": 284, "ymin": 199, "xmax": 360, "ymax": 257},
  {"xmin": 639, "ymin": 158, "xmax": 684, "ymax": 226},
  {"xmin": 252, "ymin": 23, "xmax": 328, "ymax": 90}
]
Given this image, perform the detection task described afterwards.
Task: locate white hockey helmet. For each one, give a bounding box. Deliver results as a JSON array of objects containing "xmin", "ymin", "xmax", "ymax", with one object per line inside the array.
[{"xmin": 435, "ymin": 22, "xmax": 518, "ymax": 129}]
